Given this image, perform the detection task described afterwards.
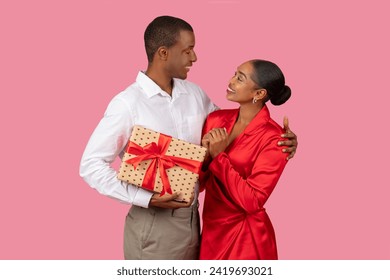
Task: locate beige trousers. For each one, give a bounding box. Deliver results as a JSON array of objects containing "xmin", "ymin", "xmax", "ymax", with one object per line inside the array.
[{"xmin": 123, "ymin": 203, "xmax": 200, "ymax": 260}]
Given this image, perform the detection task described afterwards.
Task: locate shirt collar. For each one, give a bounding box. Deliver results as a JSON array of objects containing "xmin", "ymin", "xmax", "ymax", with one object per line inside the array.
[
  {"xmin": 136, "ymin": 71, "xmax": 161, "ymax": 98},
  {"xmin": 171, "ymin": 78, "xmax": 189, "ymax": 96},
  {"xmin": 243, "ymin": 105, "xmax": 271, "ymax": 135},
  {"xmin": 136, "ymin": 71, "xmax": 189, "ymax": 98},
  {"xmin": 224, "ymin": 105, "xmax": 271, "ymax": 136}
]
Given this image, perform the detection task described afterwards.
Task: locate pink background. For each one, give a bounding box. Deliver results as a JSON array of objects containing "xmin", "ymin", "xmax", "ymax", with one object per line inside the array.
[{"xmin": 1, "ymin": 0, "xmax": 389, "ymax": 259}]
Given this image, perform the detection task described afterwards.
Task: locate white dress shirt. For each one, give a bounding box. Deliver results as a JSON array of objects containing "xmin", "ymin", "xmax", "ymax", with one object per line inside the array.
[{"xmin": 80, "ymin": 71, "xmax": 218, "ymax": 208}]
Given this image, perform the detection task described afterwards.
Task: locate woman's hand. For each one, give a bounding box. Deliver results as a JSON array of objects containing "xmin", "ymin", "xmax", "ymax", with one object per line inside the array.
[
  {"xmin": 201, "ymin": 133, "xmax": 211, "ymax": 149},
  {"xmin": 207, "ymin": 128, "xmax": 229, "ymax": 158}
]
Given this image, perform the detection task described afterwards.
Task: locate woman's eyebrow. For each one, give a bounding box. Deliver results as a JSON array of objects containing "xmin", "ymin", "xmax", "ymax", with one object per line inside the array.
[{"xmin": 237, "ymin": 70, "xmax": 247, "ymax": 79}]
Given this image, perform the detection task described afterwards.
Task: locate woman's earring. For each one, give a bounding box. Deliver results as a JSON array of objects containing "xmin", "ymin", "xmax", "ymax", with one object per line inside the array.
[{"xmin": 252, "ymin": 97, "xmax": 258, "ymax": 104}]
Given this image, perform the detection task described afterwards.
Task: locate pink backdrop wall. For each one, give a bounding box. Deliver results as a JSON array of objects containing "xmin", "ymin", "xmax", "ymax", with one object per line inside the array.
[{"xmin": 1, "ymin": 0, "xmax": 389, "ymax": 259}]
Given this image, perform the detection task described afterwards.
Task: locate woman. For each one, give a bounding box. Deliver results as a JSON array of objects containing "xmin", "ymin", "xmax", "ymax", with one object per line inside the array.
[{"xmin": 199, "ymin": 59, "xmax": 291, "ymax": 260}]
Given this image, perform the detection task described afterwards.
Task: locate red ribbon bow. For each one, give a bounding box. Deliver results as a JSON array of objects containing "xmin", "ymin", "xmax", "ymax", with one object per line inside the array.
[{"xmin": 125, "ymin": 133, "xmax": 202, "ymax": 196}]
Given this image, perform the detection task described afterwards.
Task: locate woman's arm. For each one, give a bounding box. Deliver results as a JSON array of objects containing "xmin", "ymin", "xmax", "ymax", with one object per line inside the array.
[{"xmin": 208, "ymin": 136, "xmax": 288, "ymax": 213}]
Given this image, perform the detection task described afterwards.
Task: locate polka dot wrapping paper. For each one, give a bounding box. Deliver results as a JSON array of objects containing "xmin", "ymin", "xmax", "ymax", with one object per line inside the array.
[{"xmin": 117, "ymin": 126, "xmax": 207, "ymax": 203}]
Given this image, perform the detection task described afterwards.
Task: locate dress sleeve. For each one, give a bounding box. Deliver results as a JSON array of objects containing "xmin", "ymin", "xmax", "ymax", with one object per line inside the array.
[
  {"xmin": 198, "ymin": 115, "xmax": 213, "ymax": 192},
  {"xmin": 208, "ymin": 135, "xmax": 288, "ymax": 213}
]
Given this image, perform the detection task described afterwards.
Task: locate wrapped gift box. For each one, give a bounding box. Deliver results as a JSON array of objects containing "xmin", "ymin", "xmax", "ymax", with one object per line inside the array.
[{"xmin": 117, "ymin": 126, "xmax": 207, "ymax": 203}]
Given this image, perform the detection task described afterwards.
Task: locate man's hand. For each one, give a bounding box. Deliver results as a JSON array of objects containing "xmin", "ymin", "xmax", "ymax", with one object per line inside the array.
[
  {"xmin": 278, "ymin": 116, "xmax": 298, "ymax": 160},
  {"xmin": 148, "ymin": 192, "xmax": 194, "ymax": 209}
]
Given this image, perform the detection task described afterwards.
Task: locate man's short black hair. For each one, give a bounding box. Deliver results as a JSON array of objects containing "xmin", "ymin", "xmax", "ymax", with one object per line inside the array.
[{"xmin": 144, "ymin": 16, "xmax": 193, "ymax": 63}]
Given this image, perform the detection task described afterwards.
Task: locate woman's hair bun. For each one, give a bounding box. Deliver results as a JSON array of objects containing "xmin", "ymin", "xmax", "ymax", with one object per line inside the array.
[{"xmin": 270, "ymin": 85, "xmax": 291, "ymax": 106}]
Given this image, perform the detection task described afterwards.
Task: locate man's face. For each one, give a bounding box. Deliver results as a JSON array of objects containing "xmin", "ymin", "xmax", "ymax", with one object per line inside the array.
[{"xmin": 166, "ymin": 30, "xmax": 197, "ymax": 80}]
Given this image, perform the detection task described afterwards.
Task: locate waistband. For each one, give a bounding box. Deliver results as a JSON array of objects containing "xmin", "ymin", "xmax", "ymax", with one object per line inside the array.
[{"xmin": 131, "ymin": 202, "xmax": 199, "ymax": 218}]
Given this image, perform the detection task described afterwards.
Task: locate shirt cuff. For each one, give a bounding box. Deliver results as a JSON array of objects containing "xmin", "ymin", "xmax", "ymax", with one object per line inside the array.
[{"xmin": 132, "ymin": 187, "xmax": 154, "ymax": 208}]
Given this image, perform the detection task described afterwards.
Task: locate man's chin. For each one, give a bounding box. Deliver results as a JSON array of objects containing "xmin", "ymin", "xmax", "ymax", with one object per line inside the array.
[
  {"xmin": 172, "ymin": 72, "xmax": 188, "ymax": 80},
  {"xmin": 179, "ymin": 73, "xmax": 188, "ymax": 80}
]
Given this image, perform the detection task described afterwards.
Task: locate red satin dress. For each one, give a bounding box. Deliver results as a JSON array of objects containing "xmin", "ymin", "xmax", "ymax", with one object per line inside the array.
[{"xmin": 199, "ymin": 106, "xmax": 288, "ymax": 260}]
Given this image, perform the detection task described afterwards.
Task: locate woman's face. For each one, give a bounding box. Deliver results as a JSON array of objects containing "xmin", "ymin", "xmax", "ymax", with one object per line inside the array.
[{"xmin": 226, "ymin": 61, "xmax": 259, "ymax": 104}]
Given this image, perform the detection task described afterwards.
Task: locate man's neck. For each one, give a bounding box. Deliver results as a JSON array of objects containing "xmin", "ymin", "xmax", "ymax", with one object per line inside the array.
[{"xmin": 145, "ymin": 67, "xmax": 173, "ymax": 95}]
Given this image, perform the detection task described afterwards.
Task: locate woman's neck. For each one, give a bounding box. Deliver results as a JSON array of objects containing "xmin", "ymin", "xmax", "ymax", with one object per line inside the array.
[{"xmin": 237, "ymin": 103, "xmax": 263, "ymax": 125}]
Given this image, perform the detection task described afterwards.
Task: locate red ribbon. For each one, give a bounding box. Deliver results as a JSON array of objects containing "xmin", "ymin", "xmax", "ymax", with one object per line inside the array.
[{"xmin": 125, "ymin": 133, "xmax": 202, "ymax": 196}]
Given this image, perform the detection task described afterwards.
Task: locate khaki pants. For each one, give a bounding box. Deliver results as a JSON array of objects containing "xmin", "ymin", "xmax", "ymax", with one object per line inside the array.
[{"xmin": 124, "ymin": 203, "xmax": 200, "ymax": 260}]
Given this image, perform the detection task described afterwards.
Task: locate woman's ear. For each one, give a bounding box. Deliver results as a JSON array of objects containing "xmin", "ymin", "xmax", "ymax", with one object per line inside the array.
[{"xmin": 255, "ymin": 89, "xmax": 267, "ymax": 101}]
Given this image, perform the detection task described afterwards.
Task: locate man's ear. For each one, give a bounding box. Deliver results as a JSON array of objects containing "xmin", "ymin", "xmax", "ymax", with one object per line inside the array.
[{"xmin": 156, "ymin": 46, "xmax": 169, "ymax": 61}]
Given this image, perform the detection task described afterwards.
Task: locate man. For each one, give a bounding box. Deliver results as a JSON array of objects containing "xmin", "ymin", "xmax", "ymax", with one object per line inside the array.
[{"xmin": 80, "ymin": 16, "xmax": 298, "ymax": 260}]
